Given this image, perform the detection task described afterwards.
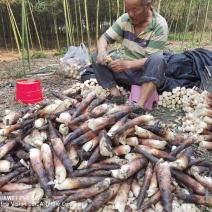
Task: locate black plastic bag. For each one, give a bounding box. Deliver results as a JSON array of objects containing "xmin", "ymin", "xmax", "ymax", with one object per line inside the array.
[{"xmin": 80, "ymin": 65, "xmax": 96, "ymax": 82}]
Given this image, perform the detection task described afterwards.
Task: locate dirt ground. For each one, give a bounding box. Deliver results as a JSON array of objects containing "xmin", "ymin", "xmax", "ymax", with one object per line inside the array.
[
  {"xmin": 0, "ymin": 41, "xmax": 212, "ymax": 119},
  {"xmin": 1, "ymin": 41, "xmax": 212, "ymax": 115},
  {"xmin": 0, "ymin": 48, "xmax": 76, "ymax": 116}
]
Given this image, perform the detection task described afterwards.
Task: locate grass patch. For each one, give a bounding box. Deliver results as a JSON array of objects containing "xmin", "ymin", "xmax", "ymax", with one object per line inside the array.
[
  {"xmin": 6, "ymin": 65, "xmax": 23, "ymax": 78},
  {"xmin": 168, "ymin": 32, "xmax": 197, "ymax": 41},
  {"xmin": 166, "ymin": 46, "xmax": 182, "ymax": 54},
  {"xmin": 54, "ymin": 47, "xmax": 68, "ymax": 57},
  {"xmin": 32, "ymin": 51, "xmax": 47, "ymax": 58}
]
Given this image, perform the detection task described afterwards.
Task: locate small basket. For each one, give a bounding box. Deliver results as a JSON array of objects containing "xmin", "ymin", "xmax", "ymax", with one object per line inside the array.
[{"xmin": 16, "ymin": 79, "xmax": 43, "ymax": 104}]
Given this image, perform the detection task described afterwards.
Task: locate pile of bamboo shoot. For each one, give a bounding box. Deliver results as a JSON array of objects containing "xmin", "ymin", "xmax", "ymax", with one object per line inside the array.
[
  {"xmin": 158, "ymin": 86, "xmax": 212, "ymax": 150},
  {"xmin": 63, "ymin": 80, "xmax": 130, "ymax": 103},
  {"xmin": 62, "ymin": 82, "xmax": 84, "ymax": 96},
  {"xmin": 180, "ymin": 87, "xmax": 212, "ymax": 150},
  {"xmin": 56, "ymin": 62, "xmax": 82, "ymax": 80},
  {"xmin": 58, "ymin": 54, "xmax": 90, "ymax": 80},
  {"xmin": 0, "ymin": 87, "xmax": 211, "ymax": 212},
  {"xmin": 158, "ymin": 87, "xmax": 188, "ymax": 109},
  {"xmin": 83, "ymin": 78, "xmax": 99, "ymax": 88}
]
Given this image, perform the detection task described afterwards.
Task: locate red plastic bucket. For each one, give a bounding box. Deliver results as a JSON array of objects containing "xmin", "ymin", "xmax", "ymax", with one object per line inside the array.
[{"xmin": 16, "ymin": 79, "xmax": 43, "ymax": 104}]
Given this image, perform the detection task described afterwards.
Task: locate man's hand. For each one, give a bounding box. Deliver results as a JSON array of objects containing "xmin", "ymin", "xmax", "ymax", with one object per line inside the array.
[
  {"xmin": 108, "ymin": 59, "xmax": 129, "ymax": 72},
  {"xmin": 96, "ymin": 51, "xmax": 108, "ymax": 65}
]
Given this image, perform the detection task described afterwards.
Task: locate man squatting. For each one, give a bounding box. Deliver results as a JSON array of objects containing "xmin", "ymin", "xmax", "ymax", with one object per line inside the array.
[{"xmin": 92, "ymin": 0, "xmax": 168, "ymax": 114}]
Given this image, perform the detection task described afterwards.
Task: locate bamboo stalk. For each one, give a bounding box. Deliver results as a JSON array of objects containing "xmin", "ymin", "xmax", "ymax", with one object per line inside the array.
[
  {"xmin": 116, "ymin": 0, "xmax": 120, "ymax": 19},
  {"xmin": 6, "ymin": 0, "xmax": 21, "ymax": 53},
  {"xmin": 67, "ymin": 0, "xmax": 75, "ymax": 45},
  {"xmin": 96, "ymin": 0, "xmax": 100, "ymax": 44},
  {"xmin": 28, "ymin": 0, "xmax": 42, "ymax": 51},
  {"xmin": 198, "ymin": 0, "xmax": 210, "ymax": 47},
  {"xmin": 84, "ymin": 0, "xmax": 91, "ymax": 54},
  {"xmin": 181, "ymin": 0, "xmax": 193, "ymax": 51},
  {"xmin": 173, "ymin": 11, "xmax": 180, "ymax": 41},
  {"xmin": 0, "ymin": 8, "xmax": 8, "ymax": 50},
  {"xmin": 192, "ymin": 0, "xmax": 201, "ymax": 44},
  {"xmin": 7, "ymin": 1, "xmax": 22, "ymax": 42},
  {"xmin": 25, "ymin": 10, "xmax": 34, "ymax": 51},
  {"xmin": 109, "ymin": 0, "xmax": 112, "ymax": 26},
  {"xmin": 122, "ymin": 0, "xmax": 125, "ymax": 13},
  {"xmin": 78, "ymin": 0, "xmax": 84, "ymax": 43},
  {"xmin": 21, "ymin": 0, "xmax": 26, "ymax": 76},
  {"xmin": 52, "ymin": 9, "xmax": 60, "ymax": 50},
  {"xmin": 63, "ymin": 0, "xmax": 69, "ymax": 48},
  {"xmin": 24, "ymin": 5, "xmax": 31, "ymax": 73},
  {"xmin": 74, "ymin": 0, "xmax": 79, "ymax": 45}
]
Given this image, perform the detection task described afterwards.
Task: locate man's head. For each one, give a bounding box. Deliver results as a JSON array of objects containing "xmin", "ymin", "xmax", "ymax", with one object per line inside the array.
[{"xmin": 124, "ymin": 0, "xmax": 152, "ymax": 26}]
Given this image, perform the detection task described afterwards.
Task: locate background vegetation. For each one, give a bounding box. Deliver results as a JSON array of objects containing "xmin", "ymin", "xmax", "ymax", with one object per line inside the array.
[{"xmin": 0, "ymin": 0, "xmax": 211, "ymax": 54}]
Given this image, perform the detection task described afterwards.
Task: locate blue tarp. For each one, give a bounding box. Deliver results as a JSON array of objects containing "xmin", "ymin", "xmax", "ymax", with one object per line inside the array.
[{"xmin": 158, "ymin": 48, "xmax": 212, "ymax": 94}]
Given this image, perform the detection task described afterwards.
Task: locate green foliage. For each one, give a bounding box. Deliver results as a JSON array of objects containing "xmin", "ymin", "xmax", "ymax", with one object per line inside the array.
[
  {"xmin": 32, "ymin": 51, "xmax": 47, "ymax": 58},
  {"xmin": 21, "ymin": 50, "xmax": 30, "ymax": 60},
  {"xmin": 28, "ymin": 0, "xmax": 48, "ymax": 13},
  {"xmin": 187, "ymin": 42, "xmax": 199, "ymax": 49},
  {"xmin": 53, "ymin": 47, "xmax": 68, "ymax": 57},
  {"xmin": 168, "ymin": 34, "xmax": 177, "ymax": 41},
  {"xmin": 6, "ymin": 65, "xmax": 23, "ymax": 78},
  {"xmin": 168, "ymin": 33, "xmax": 193, "ymax": 41},
  {"xmin": 165, "ymin": 46, "xmax": 182, "ymax": 54}
]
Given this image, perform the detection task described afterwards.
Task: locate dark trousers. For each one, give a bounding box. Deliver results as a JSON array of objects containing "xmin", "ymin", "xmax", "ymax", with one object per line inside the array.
[{"xmin": 91, "ymin": 52, "xmax": 166, "ymax": 89}]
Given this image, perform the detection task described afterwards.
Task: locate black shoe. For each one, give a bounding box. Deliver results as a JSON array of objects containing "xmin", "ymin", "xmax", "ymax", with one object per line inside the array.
[
  {"xmin": 133, "ymin": 102, "xmax": 146, "ymax": 115},
  {"xmin": 106, "ymin": 94, "xmax": 126, "ymax": 105},
  {"xmin": 132, "ymin": 105, "xmax": 146, "ymax": 115}
]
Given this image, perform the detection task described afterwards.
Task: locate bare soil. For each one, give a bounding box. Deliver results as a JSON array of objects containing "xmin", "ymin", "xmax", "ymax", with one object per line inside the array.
[
  {"xmin": 0, "ymin": 48, "xmax": 76, "ymax": 116},
  {"xmin": 1, "ymin": 40, "xmax": 212, "ymax": 113},
  {"xmin": 1, "ymin": 41, "xmax": 212, "ymax": 116}
]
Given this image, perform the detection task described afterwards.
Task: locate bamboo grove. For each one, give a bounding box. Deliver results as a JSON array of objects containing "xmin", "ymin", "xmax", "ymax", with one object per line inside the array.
[{"xmin": 0, "ymin": 0, "xmax": 211, "ymax": 53}]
